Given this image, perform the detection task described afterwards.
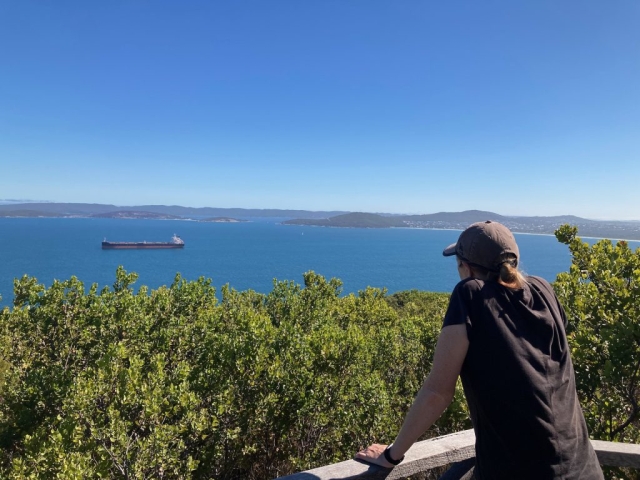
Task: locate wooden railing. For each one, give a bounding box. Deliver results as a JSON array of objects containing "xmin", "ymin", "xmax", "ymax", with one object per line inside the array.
[{"xmin": 276, "ymin": 429, "xmax": 640, "ymax": 480}]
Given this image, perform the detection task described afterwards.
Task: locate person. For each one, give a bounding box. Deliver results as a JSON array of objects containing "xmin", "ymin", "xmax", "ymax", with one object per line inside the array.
[{"xmin": 356, "ymin": 220, "xmax": 604, "ymax": 479}]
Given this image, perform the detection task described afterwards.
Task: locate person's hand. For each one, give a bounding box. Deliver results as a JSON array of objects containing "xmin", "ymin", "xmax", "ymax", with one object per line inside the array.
[{"xmin": 354, "ymin": 443, "xmax": 395, "ymax": 468}]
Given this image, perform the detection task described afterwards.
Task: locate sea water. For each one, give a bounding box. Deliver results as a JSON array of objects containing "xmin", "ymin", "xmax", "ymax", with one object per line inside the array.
[{"xmin": 0, "ymin": 217, "xmax": 629, "ymax": 308}]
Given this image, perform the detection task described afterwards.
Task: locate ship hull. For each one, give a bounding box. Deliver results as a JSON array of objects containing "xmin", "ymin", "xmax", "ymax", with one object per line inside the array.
[{"xmin": 102, "ymin": 242, "xmax": 185, "ymax": 249}]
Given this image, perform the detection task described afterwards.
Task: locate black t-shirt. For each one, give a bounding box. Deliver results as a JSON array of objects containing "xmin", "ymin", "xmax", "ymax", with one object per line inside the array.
[{"xmin": 443, "ymin": 276, "xmax": 603, "ymax": 480}]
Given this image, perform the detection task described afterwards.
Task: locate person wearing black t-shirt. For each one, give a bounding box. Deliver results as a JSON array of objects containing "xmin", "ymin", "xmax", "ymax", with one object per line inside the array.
[{"xmin": 356, "ymin": 220, "xmax": 603, "ymax": 480}]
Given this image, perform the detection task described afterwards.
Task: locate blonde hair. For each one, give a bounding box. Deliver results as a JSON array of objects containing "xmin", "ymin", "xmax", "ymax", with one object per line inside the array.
[
  {"xmin": 459, "ymin": 256, "xmax": 527, "ymax": 288},
  {"xmin": 492, "ymin": 262, "xmax": 527, "ymax": 288}
]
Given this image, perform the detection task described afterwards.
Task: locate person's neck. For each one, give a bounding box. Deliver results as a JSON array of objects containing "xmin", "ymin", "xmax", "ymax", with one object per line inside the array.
[
  {"xmin": 471, "ymin": 272, "xmax": 520, "ymax": 290},
  {"xmin": 498, "ymin": 279, "xmax": 521, "ymax": 289}
]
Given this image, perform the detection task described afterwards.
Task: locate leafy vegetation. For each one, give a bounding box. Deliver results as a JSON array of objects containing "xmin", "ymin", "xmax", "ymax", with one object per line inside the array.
[
  {"xmin": 0, "ymin": 224, "xmax": 637, "ymax": 479},
  {"xmin": 0, "ymin": 269, "xmax": 463, "ymax": 479},
  {"xmin": 554, "ymin": 225, "xmax": 640, "ymax": 480},
  {"xmin": 554, "ymin": 227, "xmax": 640, "ymax": 440}
]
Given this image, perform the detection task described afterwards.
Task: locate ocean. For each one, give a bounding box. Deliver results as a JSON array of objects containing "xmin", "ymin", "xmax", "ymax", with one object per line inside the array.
[{"xmin": 0, "ymin": 217, "xmax": 629, "ymax": 308}]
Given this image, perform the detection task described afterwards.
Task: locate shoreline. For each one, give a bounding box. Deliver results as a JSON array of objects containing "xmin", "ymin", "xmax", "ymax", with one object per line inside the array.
[
  {"xmin": 2, "ymin": 216, "xmax": 640, "ymax": 243},
  {"xmin": 285, "ymin": 223, "xmax": 640, "ymax": 243}
]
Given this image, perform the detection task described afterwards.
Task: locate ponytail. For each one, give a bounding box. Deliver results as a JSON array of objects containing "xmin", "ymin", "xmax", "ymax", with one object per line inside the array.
[
  {"xmin": 457, "ymin": 255, "xmax": 527, "ymax": 288},
  {"xmin": 498, "ymin": 261, "xmax": 525, "ymax": 288},
  {"xmin": 471, "ymin": 259, "xmax": 526, "ymax": 288}
]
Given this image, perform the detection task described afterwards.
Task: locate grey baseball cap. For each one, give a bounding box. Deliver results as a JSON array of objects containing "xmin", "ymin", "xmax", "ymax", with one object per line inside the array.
[{"xmin": 442, "ymin": 220, "xmax": 519, "ymax": 272}]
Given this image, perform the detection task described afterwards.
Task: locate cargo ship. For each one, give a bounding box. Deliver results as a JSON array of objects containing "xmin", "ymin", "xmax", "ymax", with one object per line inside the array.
[{"xmin": 102, "ymin": 234, "xmax": 185, "ymax": 249}]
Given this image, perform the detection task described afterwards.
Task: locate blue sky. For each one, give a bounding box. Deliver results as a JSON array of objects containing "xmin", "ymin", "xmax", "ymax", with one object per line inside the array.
[{"xmin": 1, "ymin": 1, "xmax": 639, "ymax": 219}]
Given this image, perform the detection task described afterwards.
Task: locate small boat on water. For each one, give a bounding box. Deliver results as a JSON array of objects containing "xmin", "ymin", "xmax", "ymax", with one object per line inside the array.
[{"xmin": 102, "ymin": 234, "xmax": 185, "ymax": 249}]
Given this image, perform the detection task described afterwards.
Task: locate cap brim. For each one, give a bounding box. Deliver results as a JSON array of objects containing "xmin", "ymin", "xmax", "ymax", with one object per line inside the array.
[{"xmin": 442, "ymin": 243, "xmax": 457, "ymax": 257}]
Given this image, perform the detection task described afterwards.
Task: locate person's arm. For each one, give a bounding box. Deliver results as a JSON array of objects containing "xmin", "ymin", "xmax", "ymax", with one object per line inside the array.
[{"xmin": 355, "ymin": 323, "xmax": 469, "ymax": 467}]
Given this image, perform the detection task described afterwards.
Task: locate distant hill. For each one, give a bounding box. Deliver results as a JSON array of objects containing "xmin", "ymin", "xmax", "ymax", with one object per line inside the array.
[
  {"xmin": 0, "ymin": 209, "xmax": 61, "ymax": 218},
  {"xmin": 0, "ymin": 203, "xmax": 119, "ymax": 216},
  {"xmin": 90, "ymin": 210, "xmax": 182, "ymax": 220},
  {"xmin": 199, "ymin": 217, "xmax": 248, "ymax": 223},
  {"xmin": 0, "ymin": 203, "xmax": 346, "ymax": 219},
  {"xmin": 1, "ymin": 203, "xmax": 640, "ymax": 240},
  {"xmin": 402, "ymin": 210, "xmax": 506, "ymax": 223},
  {"xmin": 285, "ymin": 212, "xmax": 405, "ymax": 228},
  {"xmin": 283, "ymin": 210, "xmax": 640, "ymax": 241}
]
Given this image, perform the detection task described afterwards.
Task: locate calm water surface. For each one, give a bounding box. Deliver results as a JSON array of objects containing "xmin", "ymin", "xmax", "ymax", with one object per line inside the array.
[{"xmin": 1, "ymin": 218, "xmax": 627, "ymax": 307}]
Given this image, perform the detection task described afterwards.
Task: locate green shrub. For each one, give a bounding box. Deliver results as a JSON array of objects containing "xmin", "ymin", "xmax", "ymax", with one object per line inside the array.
[
  {"xmin": 0, "ymin": 268, "xmax": 461, "ymax": 479},
  {"xmin": 555, "ymin": 225, "xmax": 640, "ymax": 480}
]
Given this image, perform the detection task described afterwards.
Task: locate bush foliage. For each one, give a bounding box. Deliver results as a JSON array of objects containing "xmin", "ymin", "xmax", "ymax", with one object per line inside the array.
[
  {"xmin": 554, "ymin": 225, "xmax": 640, "ymax": 445},
  {"xmin": 554, "ymin": 226, "xmax": 640, "ymax": 480},
  {"xmin": 0, "ymin": 224, "xmax": 638, "ymax": 479},
  {"xmin": 0, "ymin": 268, "xmax": 463, "ymax": 479}
]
